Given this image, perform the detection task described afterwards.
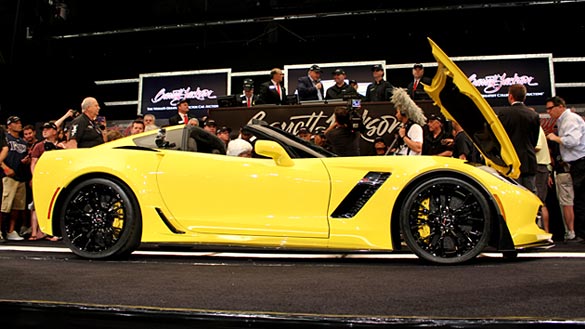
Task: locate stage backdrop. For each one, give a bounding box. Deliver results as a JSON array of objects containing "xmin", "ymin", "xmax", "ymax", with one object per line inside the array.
[
  {"xmin": 453, "ymin": 53, "xmax": 554, "ymax": 108},
  {"xmin": 138, "ymin": 68, "xmax": 231, "ymax": 120}
]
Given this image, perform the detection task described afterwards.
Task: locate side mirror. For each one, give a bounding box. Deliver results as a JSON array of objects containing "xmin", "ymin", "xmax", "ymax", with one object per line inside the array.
[{"xmin": 254, "ymin": 140, "xmax": 294, "ymax": 167}]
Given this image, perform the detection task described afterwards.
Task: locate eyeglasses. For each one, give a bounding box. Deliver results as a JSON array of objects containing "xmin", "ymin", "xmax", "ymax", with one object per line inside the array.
[{"xmin": 546, "ymin": 105, "xmax": 557, "ymax": 111}]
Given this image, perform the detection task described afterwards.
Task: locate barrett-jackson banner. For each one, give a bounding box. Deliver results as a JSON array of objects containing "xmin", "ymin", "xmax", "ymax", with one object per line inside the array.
[
  {"xmin": 454, "ymin": 54, "xmax": 553, "ymax": 108},
  {"xmin": 209, "ymin": 101, "xmax": 440, "ymax": 156},
  {"xmin": 138, "ymin": 69, "xmax": 230, "ymax": 120}
]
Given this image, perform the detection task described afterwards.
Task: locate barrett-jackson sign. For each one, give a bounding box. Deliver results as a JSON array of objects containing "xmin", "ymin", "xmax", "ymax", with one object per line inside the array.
[
  {"xmin": 209, "ymin": 101, "xmax": 440, "ymax": 156},
  {"xmin": 138, "ymin": 69, "xmax": 230, "ymax": 119},
  {"xmin": 454, "ymin": 54, "xmax": 553, "ymax": 108}
]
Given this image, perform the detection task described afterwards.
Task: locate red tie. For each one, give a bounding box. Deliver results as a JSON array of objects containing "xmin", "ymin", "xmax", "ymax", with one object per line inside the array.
[
  {"xmin": 247, "ymin": 97, "xmax": 251, "ymax": 108},
  {"xmin": 276, "ymin": 84, "xmax": 281, "ymax": 99},
  {"xmin": 184, "ymin": 114, "xmax": 189, "ymax": 124},
  {"xmin": 413, "ymin": 80, "xmax": 418, "ymax": 92}
]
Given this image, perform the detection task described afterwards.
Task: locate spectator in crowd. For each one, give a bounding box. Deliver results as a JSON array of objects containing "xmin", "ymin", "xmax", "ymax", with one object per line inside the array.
[
  {"xmin": 217, "ymin": 126, "xmax": 232, "ymax": 147},
  {"xmin": 203, "ymin": 119, "xmax": 217, "ymax": 135},
  {"xmin": 326, "ymin": 68, "xmax": 352, "ymax": 100},
  {"xmin": 406, "ymin": 63, "xmax": 432, "ymax": 100},
  {"xmin": 256, "ymin": 68, "xmax": 287, "ymax": 105},
  {"xmin": 28, "ymin": 121, "xmax": 62, "ymax": 241},
  {"xmin": 143, "ymin": 114, "xmax": 159, "ymax": 131},
  {"xmin": 0, "ymin": 116, "xmax": 30, "ymax": 241},
  {"xmin": 497, "ymin": 84, "xmax": 540, "ymax": 193},
  {"xmin": 106, "ymin": 129, "xmax": 124, "ymax": 142},
  {"xmin": 546, "ymin": 96, "xmax": 585, "ymax": 242},
  {"xmin": 227, "ymin": 138, "xmax": 253, "ymax": 157},
  {"xmin": 313, "ymin": 128, "xmax": 331, "ymax": 151},
  {"xmin": 0, "ymin": 125, "xmax": 8, "ymax": 242},
  {"xmin": 129, "ymin": 120, "xmax": 145, "ymax": 135},
  {"xmin": 66, "ymin": 97, "xmax": 106, "ymax": 148},
  {"xmin": 533, "ymin": 117, "xmax": 553, "ymax": 231},
  {"xmin": 23, "ymin": 125, "xmax": 39, "ymax": 152},
  {"xmin": 422, "ymin": 113, "xmax": 453, "ymax": 157},
  {"xmin": 324, "ymin": 106, "xmax": 361, "ymax": 156},
  {"xmin": 364, "ymin": 64, "xmax": 393, "ymax": 102},
  {"xmin": 390, "ymin": 87, "xmax": 426, "ymax": 155},
  {"xmin": 296, "ymin": 64, "xmax": 324, "ymax": 101},
  {"xmin": 451, "ymin": 120, "xmax": 482, "ymax": 163},
  {"xmin": 241, "ymin": 79, "xmax": 258, "ymax": 108},
  {"xmin": 297, "ymin": 127, "xmax": 312, "ymax": 141},
  {"xmin": 373, "ymin": 137, "xmax": 388, "ymax": 155},
  {"xmin": 187, "ymin": 118, "xmax": 199, "ymax": 126},
  {"xmin": 549, "ymin": 127, "xmax": 576, "ymax": 241},
  {"xmin": 169, "ymin": 99, "xmax": 191, "ymax": 125}
]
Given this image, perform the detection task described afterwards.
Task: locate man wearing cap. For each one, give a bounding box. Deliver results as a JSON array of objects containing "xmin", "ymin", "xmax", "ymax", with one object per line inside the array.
[
  {"xmin": 422, "ymin": 113, "xmax": 453, "ymax": 157},
  {"xmin": 169, "ymin": 99, "xmax": 192, "ymax": 126},
  {"xmin": 256, "ymin": 68, "xmax": 287, "ymax": 105},
  {"xmin": 0, "ymin": 115, "xmax": 30, "ymax": 241},
  {"xmin": 28, "ymin": 121, "xmax": 62, "ymax": 241},
  {"xmin": 203, "ymin": 119, "xmax": 217, "ymax": 135},
  {"xmin": 297, "ymin": 127, "xmax": 312, "ymax": 141},
  {"xmin": 407, "ymin": 63, "xmax": 432, "ymax": 100},
  {"xmin": 365, "ymin": 64, "xmax": 394, "ymax": 102},
  {"xmin": 325, "ymin": 68, "xmax": 352, "ymax": 100},
  {"xmin": 296, "ymin": 64, "xmax": 324, "ymax": 101},
  {"xmin": 240, "ymin": 79, "xmax": 258, "ymax": 108},
  {"xmin": 67, "ymin": 97, "xmax": 105, "ymax": 148},
  {"xmin": 217, "ymin": 126, "xmax": 232, "ymax": 147}
]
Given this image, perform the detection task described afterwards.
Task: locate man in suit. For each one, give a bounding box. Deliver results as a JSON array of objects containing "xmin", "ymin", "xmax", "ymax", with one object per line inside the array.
[
  {"xmin": 497, "ymin": 83, "xmax": 540, "ymax": 193},
  {"xmin": 407, "ymin": 63, "xmax": 432, "ymax": 100},
  {"xmin": 296, "ymin": 64, "xmax": 324, "ymax": 101},
  {"xmin": 240, "ymin": 78, "xmax": 258, "ymax": 108},
  {"xmin": 168, "ymin": 99, "xmax": 191, "ymax": 126},
  {"xmin": 256, "ymin": 68, "xmax": 287, "ymax": 105}
]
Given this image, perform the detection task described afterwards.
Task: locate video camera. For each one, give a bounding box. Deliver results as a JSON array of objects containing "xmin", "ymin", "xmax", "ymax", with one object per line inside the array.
[{"xmin": 342, "ymin": 90, "xmax": 364, "ymax": 133}]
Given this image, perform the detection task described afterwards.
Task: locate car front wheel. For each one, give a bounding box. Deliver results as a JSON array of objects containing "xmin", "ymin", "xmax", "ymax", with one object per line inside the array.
[
  {"xmin": 59, "ymin": 178, "xmax": 142, "ymax": 259},
  {"xmin": 400, "ymin": 177, "xmax": 491, "ymax": 264}
]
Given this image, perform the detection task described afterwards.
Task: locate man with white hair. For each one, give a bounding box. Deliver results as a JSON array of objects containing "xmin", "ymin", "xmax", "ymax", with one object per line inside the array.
[{"xmin": 67, "ymin": 97, "xmax": 105, "ymax": 148}]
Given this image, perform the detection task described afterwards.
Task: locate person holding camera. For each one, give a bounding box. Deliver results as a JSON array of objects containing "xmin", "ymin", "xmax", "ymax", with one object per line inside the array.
[{"xmin": 324, "ymin": 106, "xmax": 361, "ymax": 156}]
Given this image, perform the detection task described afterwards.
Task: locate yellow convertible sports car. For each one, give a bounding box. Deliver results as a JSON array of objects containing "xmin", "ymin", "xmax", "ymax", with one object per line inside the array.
[{"xmin": 33, "ymin": 39, "xmax": 552, "ymax": 264}]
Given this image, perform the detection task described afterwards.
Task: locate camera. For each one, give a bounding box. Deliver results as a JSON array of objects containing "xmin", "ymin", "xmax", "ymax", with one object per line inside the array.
[{"xmin": 348, "ymin": 98, "xmax": 364, "ymax": 133}]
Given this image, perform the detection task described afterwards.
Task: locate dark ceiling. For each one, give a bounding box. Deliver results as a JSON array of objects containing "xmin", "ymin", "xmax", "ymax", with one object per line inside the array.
[{"xmin": 1, "ymin": 0, "xmax": 585, "ymax": 122}]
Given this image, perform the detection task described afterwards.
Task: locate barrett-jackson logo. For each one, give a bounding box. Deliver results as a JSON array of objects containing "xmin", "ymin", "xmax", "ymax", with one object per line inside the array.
[
  {"xmin": 248, "ymin": 109, "xmax": 401, "ymax": 143},
  {"xmin": 151, "ymin": 87, "xmax": 217, "ymax": 105},
  {"xmin": 468, "ymin": 72, "xmax": 539, "ymax": 94}
]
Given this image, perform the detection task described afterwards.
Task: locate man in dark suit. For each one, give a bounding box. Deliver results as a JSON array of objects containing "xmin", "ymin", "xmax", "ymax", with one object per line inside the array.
[
  {"xmin": 256, "ymin": 68, "xmax": 287, "ymax": 105},
  {"xmin": 296, "ymin": 64, "xmax": 324, "ymax": 101},
  {"xmin": 406, "ymin": 63, "xmax": 432, "ymax": 100},
  {"xmin": 364, "ymin": 64, "xmax": 393, "ymax": 102},
  {"xmin": 497, "ymin": 83, "xmax": 540, "ymax": 193},
  {"xmin": 240, "ymin": 78, "xmax": 259, "ymax": 108},
  {"xmin": 168, "ymin": 99, "xmax": 191, "ymax": 126}
]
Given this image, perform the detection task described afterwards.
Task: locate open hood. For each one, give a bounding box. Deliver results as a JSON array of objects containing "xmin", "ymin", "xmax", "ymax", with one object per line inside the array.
[{"xmin": 424, "ymin": 38, "xmax": 521, "ymax": 179}]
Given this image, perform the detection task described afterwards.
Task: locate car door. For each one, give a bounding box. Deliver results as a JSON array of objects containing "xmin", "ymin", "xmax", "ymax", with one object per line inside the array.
[{"xmin": 156, "ymin": 151, "xmax": 331, "ymax": 238}]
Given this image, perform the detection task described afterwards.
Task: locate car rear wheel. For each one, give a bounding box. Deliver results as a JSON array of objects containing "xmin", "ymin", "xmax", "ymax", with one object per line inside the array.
[
  {"xmin": 59, "ymin": 178, "xmax": 142, "ymax": 259},
  {"xmin": 400, "ymin": 177, "xmax": 491, "ymax": 264}
]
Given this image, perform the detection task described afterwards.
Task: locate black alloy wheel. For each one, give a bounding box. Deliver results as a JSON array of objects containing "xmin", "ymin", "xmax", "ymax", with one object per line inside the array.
[
  {"xmin": 400, "ymin": 177, "xmax": 491, "ymax": 264},
  {"xmin": 59, "ymin": 178, "xmax": 142, "ymax": 259}
]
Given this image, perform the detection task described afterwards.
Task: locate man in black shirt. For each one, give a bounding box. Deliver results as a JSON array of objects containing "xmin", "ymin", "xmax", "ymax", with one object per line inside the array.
[
  {"xmin": 67, "ymin": 97, "xmax": 105, "ymax": 148},
  {"xmin": 364, "ymin": 64, "xmax": 393, "ymax": 102},
  {"xmin": 324, "ymin": 106, "xmax": 360, "ymax": 156},
  {"xmin": 325, "ymin": 68, "xmax": 352, "ymax": 100}
]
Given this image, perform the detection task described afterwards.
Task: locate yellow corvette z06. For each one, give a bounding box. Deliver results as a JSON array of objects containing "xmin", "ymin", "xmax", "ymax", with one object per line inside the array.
[{"xmin": 32, "ymin": 39, "xmax": 552, "ymax": 264}]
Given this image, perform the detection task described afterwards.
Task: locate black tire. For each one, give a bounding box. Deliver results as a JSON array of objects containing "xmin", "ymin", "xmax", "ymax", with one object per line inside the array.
[
  {"xmin": 400, "ymin": 177, "xmax": 491, "ymax": 264},
  {"xmin": 59, "ymin": 178, "xmax": 142, "ymax": 259}
]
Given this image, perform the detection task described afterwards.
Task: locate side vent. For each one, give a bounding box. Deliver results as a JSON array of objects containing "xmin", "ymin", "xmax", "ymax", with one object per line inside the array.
[{"xmin": 331, "ymin": 172, "xmax": 391, "ymax": 218}]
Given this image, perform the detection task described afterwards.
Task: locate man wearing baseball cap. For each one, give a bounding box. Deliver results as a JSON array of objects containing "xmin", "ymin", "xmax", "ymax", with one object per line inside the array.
[
  {"xmin": 296, "ymin": 64, "xmax": 325, "ymax": 101},
  {"xmin": 407, "ymin": 63, "xmax": 432, "ymax": 100},
  {"xmin": 0, "ymin": 115, "xmax": 29, "ymax": 241},
  {"xmin": 325, "ymin": 68, "xmax": 352, "ymax": 100},
  {"xmin": 365, "ymin": 64, "xmax": 394, "ymax": 102}
]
